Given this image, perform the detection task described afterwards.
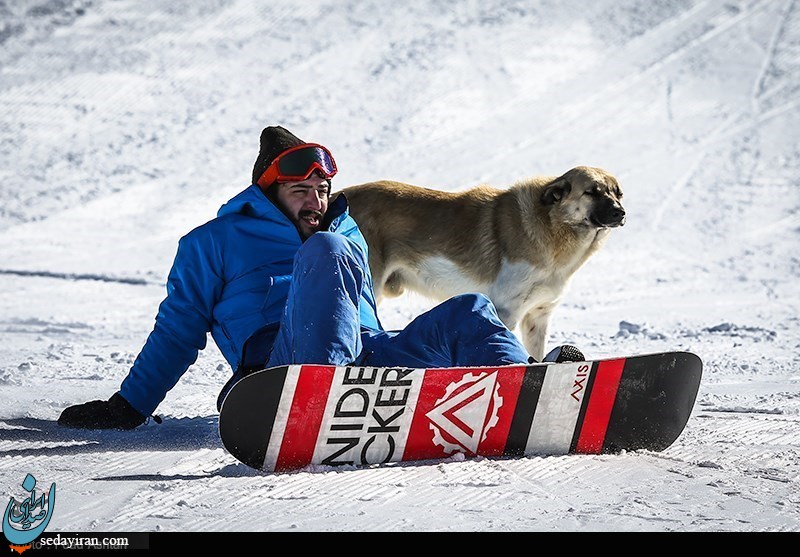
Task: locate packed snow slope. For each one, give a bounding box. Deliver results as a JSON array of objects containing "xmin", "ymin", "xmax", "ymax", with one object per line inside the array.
[{"xmin": 1, "ymin": 0, "xmax": 799, "ymax": 532}]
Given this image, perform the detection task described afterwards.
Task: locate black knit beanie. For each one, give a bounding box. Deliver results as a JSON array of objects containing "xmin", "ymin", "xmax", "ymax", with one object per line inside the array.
[{"xmin": 251, "ymin": 126, "xmax": 305, "ymax": 185}]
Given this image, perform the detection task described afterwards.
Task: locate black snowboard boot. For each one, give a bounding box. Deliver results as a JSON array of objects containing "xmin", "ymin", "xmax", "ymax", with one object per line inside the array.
[{"xmin": 543, "ymin": 344, "xmax": 586, "ymax": 363}]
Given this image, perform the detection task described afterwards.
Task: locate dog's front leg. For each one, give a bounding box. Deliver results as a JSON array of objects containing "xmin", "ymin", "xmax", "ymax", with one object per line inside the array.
[{"xmin": 520, "ymin": 310, "xmax": 550, "ymax": 362}]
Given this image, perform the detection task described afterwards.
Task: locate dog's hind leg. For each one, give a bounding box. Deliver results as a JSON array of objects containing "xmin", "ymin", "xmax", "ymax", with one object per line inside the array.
[
  {"xmin": 365, "ymin": 252, "xmax": 390, "ymax": 305},
  {"xmin": 383, "ymin": 270, "xmax": 406, "ymax": 299}
]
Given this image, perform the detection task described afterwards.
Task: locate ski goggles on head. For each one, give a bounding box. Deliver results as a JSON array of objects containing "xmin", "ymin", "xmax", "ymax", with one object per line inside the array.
[{"xmin": 257, "ymin": 143, "xmax": 338, "ymax": 187}]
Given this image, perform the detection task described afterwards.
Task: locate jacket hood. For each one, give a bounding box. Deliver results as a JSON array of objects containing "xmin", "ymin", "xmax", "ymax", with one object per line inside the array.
[{"xmin": 217, "ymin": 184, "xmax": 281, "ymax": 220}]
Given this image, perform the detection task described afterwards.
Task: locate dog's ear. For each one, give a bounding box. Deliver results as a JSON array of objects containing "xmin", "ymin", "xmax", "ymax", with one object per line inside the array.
[{"xmin": 541, "ymin": 178, "xmax": 571, "ymax": 205}]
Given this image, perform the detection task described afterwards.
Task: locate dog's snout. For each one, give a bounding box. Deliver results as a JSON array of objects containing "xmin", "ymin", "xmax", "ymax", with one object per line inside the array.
[{"xmin": 591, "ymin": 200, "xmax": 626, "ymax": 228}]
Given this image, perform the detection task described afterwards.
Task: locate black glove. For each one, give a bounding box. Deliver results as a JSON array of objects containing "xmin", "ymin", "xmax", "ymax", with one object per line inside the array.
[{"xmin": 58, "ymin": 393, "xmax": 147, "ymax": 430}]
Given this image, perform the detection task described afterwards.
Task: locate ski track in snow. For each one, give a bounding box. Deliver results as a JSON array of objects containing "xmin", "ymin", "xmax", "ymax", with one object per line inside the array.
[
  {"xmin": 0, "ymin": 268, "xmax": 158, "ymax": 286},
  {"xmin": 1, "ymin": 0, "xmax": 799, "ymax": 533}
]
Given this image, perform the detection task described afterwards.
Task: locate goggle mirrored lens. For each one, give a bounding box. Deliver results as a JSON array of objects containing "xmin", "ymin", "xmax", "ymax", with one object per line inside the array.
[{"xmin": 278, "ymin": 146, "xmax": 337, "ymax": 177}]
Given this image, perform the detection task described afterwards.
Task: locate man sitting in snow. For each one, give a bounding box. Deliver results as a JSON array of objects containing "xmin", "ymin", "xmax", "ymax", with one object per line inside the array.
[{"xmin": 58, "ymin": 125, "xmax": 582, "ymax": 430}]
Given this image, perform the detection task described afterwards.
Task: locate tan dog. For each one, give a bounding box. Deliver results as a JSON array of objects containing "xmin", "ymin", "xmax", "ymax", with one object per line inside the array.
[{"xmin": 337, "ymin": 166, "xmax": 625, "ymax": 361}]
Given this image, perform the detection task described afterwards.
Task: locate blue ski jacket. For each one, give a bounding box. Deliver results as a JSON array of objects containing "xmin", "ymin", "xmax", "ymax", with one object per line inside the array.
[{"xmin": 119, "ymin": 184, "xmax": 381, "ymax": 416}]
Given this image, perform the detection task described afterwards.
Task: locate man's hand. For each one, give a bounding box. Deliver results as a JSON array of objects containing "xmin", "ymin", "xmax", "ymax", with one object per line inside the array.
[{"xmin": 58, "ymin": 393, "xmax": 146, "ymax": 430}]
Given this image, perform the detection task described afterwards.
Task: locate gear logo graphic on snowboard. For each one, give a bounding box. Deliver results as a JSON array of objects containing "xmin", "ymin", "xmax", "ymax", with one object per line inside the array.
[{"xmin": 426, "ymin": 371, "xmax": 503, "ymax": 454}]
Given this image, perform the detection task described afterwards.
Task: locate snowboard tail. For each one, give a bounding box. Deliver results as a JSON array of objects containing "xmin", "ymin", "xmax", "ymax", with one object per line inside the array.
[{"xmin": 219, "ymin": 352, "xmax": 702, "ymax": 472}]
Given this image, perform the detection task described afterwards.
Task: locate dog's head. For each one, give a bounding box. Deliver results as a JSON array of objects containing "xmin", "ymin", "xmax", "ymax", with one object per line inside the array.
[{"xmin": 540, "ymin": 166, "xmax": 625, "ymax": 228}]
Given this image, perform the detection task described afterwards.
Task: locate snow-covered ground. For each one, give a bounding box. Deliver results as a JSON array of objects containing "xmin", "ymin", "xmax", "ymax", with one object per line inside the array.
[{"xmin": 1, "ymin": 0, "xmax": 799, "ymax": 533}]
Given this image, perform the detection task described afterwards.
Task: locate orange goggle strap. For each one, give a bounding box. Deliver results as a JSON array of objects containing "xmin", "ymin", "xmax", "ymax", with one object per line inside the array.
[{"xmin": 257, "ymin": 143, "xmax": 338, "ymax": 188}]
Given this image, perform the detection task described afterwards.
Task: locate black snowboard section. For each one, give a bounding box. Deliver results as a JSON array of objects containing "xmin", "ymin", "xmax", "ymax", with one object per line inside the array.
[
  {"xmin": 218, "ymin": 366, "xmax": 288, "ymax": 470},
  {"xmin": 505, "ymin": 364, "xmax": 546, "ymax": 456},
  {"xmin": 603, "ymin": 352, "xmax": 702, "ymax": 452}
]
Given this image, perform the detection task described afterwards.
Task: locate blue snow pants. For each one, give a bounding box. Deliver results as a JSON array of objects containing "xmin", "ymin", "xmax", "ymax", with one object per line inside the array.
[{"xmin": 217, "ymin": 232, "xmax": 530, "ymax": 410}]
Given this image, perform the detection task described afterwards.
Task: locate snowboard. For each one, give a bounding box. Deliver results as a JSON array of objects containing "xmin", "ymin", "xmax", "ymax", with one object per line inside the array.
[{"xmin": 219, "ymin": 351, "xmax": 702, "ymax": 472}]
